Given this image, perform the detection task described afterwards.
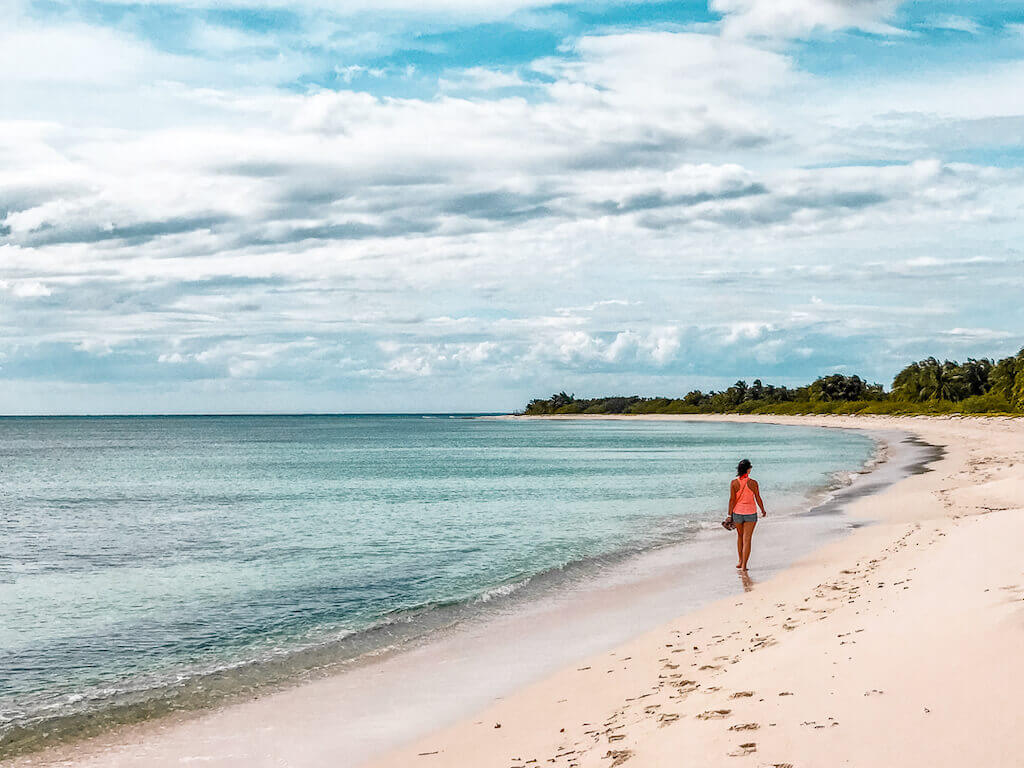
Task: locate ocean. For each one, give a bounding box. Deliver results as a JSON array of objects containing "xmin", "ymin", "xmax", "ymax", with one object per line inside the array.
[{"xmin": 0, "ymin": 415, "xmax": 876, "ymax": 755}]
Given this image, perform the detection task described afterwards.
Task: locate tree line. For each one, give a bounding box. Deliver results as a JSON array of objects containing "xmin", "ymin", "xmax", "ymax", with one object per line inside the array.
[{"xmin": 523, "ymin": 348, "xmax": 1024, "ymax": 416}]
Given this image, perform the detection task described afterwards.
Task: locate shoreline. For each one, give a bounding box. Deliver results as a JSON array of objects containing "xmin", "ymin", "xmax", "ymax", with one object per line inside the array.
[
  {"xmin": 367, "ymin": 414, "xmax": 1024, "ymax": 767},
  {"xmin": 4, "ymin": 416, "xmax": 935, "ymax": 768}
]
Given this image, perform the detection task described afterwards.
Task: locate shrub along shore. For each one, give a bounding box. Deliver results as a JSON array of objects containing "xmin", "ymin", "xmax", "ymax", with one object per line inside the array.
[{"xmin": 523, "ymin": 349, "xmax": 1024, "ymax": 416}]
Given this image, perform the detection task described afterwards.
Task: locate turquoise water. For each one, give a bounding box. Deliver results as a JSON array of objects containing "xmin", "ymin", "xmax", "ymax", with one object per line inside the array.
[{"xmin": 0, "ymin": 416, "xmax": 874, "ymax": 752}]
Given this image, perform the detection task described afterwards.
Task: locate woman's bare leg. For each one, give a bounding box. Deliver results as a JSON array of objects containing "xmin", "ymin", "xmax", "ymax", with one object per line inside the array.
[
  {"xmin": 735, "ymin": 523, "xmax": 745, "ymax": 568},
  {"xmin": 740, "ymin": 520, "xmax": 756, "ymax": 570}
]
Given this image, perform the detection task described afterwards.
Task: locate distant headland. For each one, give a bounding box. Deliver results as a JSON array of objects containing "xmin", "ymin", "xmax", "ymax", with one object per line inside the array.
[{"xmin": 523, "ymin": 349, "xmax": 1024, "ymax": 417}]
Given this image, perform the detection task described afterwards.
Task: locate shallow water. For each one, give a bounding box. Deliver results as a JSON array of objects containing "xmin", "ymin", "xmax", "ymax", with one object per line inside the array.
[{"xmin": 0, "ymin": 415, "xmax": 875, "ymax": 753}]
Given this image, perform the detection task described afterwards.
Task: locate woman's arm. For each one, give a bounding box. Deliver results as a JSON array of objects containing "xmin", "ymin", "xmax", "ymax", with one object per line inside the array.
[
  {"xmin": 750, "ymin": 479, "xmax": 767, "ymax": 516},
  {"xmin": 728, "ymin": 479, "xmax": 737, "ymax": 516}
]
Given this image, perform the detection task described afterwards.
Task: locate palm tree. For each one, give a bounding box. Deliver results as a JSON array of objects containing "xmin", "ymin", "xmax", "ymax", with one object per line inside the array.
[
  {"xmin": 913, "ymin": 358, "xmax": 963, "ymax": 401},
  {"xmin": 955, "ymin": 358, "xmax": 992, "ymax": 398},
  {"xmin": 891, "ymin": 361, "xmax": 924, "ymax": 401},
  {"xmin": 810, "ymin": 374, "xmax": 877, "ymax": 401},
  {"xmin": 1006, "ymin": 348, "xmax": 1024, "ymax": 410},
  {"xmin": 990, "ymin": 353, "xmax": 1021, "ymax": 401},
  {"xmin": 726, "ymin": 381, "xmax": 748, "ymax": 407},
  {"xmin": 550, "ymin": 391, "xmax": 575, "ymax": 409}
]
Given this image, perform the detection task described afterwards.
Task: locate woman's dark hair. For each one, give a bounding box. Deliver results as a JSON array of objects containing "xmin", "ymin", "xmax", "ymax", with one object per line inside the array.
[{"xmin": 737, "ymin": 459, "xmax": 752, "ymax": 476}]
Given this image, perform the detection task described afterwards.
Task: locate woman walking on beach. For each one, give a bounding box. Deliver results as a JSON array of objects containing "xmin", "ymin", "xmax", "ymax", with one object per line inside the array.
[{"xmin": 729, "ymin": 459, "xmax": 766, "ymax": 571}]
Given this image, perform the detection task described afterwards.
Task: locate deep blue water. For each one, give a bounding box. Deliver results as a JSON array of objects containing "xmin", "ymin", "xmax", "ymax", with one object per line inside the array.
[{"xmin": 0, "ymin": 415, "xmax": 874, "ymax": 749}]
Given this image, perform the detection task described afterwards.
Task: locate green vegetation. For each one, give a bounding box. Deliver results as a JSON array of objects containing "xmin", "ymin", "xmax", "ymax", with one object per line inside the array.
[{"xmin": 523, "ymin": 349, "xmax": 1024, "ymax": 417}]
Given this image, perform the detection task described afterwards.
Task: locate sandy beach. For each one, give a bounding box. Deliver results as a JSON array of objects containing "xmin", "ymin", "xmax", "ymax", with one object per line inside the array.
[
  {"xmin": 8, "ymin": 414, "xmax": 1023, "ymax": 768},
  {"xmin": 369, "ymin": 414, "xmax": 1024, "ymax": 768}
]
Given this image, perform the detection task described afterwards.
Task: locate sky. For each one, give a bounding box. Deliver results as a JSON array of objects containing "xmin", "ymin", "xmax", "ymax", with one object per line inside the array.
[{"xmin": 2, "ymin": 0, "xmax": 1024, "ymax": 414}]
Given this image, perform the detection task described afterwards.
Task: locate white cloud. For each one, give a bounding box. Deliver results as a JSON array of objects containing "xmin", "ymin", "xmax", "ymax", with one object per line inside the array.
[
  {"xmin": 370, "ymin": 341, "xmax": 502, "ymax": 379},
  {"xmin": 334, "ymin": 64, "xmax": 390, "ymax": 83},
  {"xmin": 711, "ymin": 0, "xmax": 903, "ymax": 39},
  {"xmin": 0, "ymin": 279, "xmax": 52, "ymax": 298},
  {"xmin": 925, "ymin": 15, "xmax": 981, "ymax": 35},
  {"xmin": 724, "ymin": 322, "xmax": 775, "ymax": 344},
  {"xmin": 74, "ymin": 338, "xmax": 114, "ymax": 356},
  {"xmin": 530, "ymin": 327, "xmax": 683, "ymax": 369},
  {"xmin": 0, "ymin": 21, "xmax": 202, "ymax": 86},
  {"xmin": 438, "ymin": 67, "xmax": 529, "ymax": 92},
  {"xmin": 941, "ymin": 328, "xmax": 1013, "ymax": 341},
  {"xmin": 554, "ymin": 299, "xmax": 633, "ymax": 316}
]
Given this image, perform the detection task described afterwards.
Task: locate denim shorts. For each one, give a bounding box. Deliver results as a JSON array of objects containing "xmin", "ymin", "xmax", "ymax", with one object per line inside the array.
[{"xmin": 732, "ymin": 513, "xmax": 758, "ymax": 523}]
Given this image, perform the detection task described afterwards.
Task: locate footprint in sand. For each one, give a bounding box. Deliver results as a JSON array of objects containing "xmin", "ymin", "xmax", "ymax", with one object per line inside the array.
[
  {"xmin": 658, "ymin": 713, "xmax": 681, "ymax": 727},
  {"xmin": 603, "ymin": 749, "xmax": 633, "ymax": 766},
  {"xmin": 728, "ymin": 723, "xmax": 759, "ymax": 731},
  {"xmin": 729, "ymin": 691, "xmax": 754, "ymax": 699},
  {"xmin": 727, "ymin": 742, "xmax": 757, "ymax": 756},
  {"xmin": 696, "ymin": 709, "xmax": 732, "ymax": 720}
]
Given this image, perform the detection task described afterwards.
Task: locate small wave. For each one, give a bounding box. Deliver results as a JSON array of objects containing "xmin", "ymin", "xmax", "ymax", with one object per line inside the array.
[
  {"xmin": 859, "ymin": 438, "xmax": 890, "ymax": 474},
  {"xmin": 827, "ymin": 433, "xmax": 889, "ymax": 491},
  {"xmin": 473, "ymin": 577, "xmax": 533, "ymax": 603}
]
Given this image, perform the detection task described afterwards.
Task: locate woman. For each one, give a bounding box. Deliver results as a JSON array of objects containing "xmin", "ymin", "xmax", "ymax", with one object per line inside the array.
[{"xmin": 728, "ymin": 458, "xmax": 766, "ymax": 571}]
